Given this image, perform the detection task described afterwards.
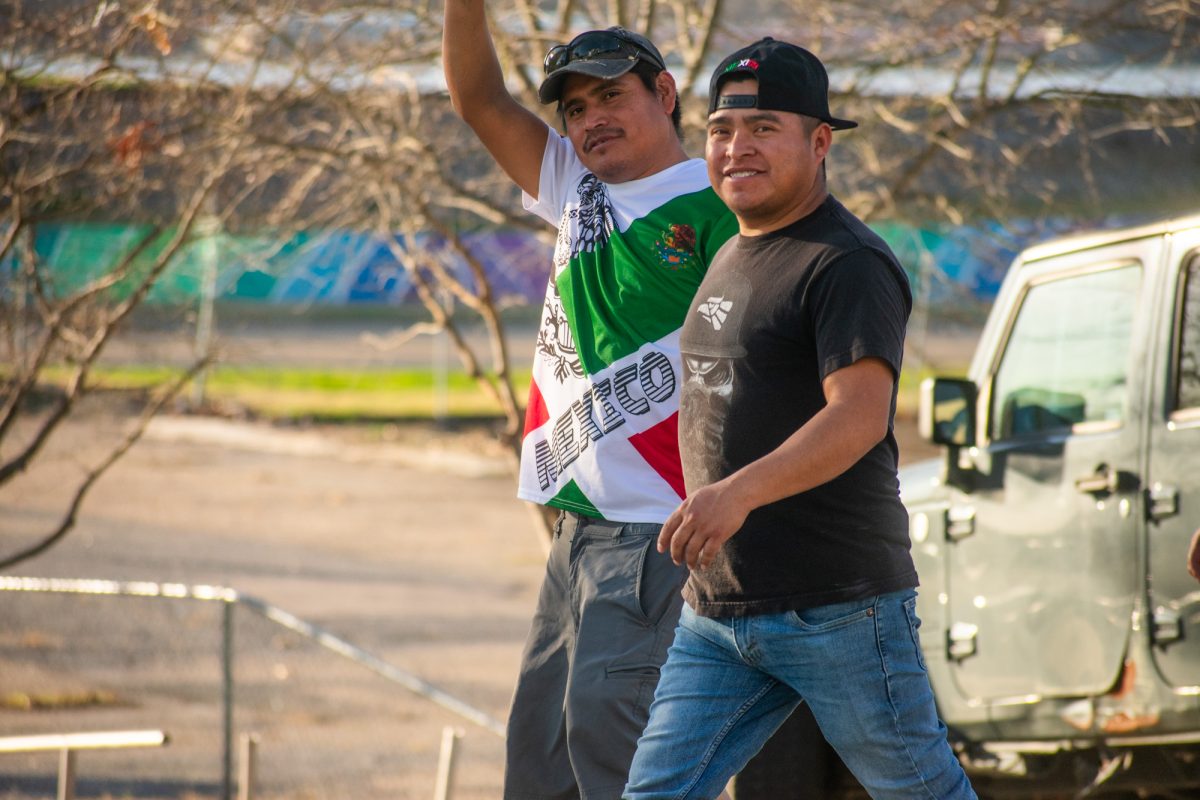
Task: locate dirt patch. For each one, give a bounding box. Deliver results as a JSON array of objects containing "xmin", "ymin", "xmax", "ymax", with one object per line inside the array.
[
  {"xmin": 0, "ymin": 391, "xmax": 944, "ymax": 799},
  {"xmin": 1, "ymin": 398, "xmax": 538, "ymax": 799}
]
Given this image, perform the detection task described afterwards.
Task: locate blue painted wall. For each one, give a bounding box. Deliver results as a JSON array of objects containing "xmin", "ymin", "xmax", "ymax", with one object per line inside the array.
[{"xmin": 5, "ymin": 219, "xmax": 1066, "ymax": 307}]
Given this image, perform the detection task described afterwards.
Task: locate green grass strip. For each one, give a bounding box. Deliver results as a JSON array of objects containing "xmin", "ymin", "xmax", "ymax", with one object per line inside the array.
[{"xmin": 28, "ymin": 364, "xmax": 533, "ymax": 422}]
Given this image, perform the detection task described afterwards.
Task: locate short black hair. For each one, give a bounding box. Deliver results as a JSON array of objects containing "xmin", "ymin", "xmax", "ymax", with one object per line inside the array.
[{"xmin": 630, "ymin": 61, "xmax": 683, "ymax": 139}]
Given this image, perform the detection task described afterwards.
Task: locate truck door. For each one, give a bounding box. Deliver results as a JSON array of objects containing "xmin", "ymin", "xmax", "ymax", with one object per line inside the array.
[
  {"xmin": 1146, "ymin": 229, "xmax": 1200, "ymax": 688},
  {"xmin": 946, "ymin": 242, "xmax": 1155, "ymax": 704}
]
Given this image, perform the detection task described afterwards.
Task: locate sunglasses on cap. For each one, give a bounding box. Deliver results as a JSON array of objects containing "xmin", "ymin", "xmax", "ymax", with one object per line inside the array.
[{"xmin": 543, "ymin": 30, "xmax": 665, "ymax": 75}]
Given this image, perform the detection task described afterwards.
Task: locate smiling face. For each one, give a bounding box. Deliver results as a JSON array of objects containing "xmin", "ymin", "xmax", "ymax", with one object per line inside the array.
[
  {"xmin": 560, "ymin": 70, "xmax": 683, "ymax": 183},
  {"xmin": 705, "ymin": 77, "xmax": 832, "ymax": 235}
]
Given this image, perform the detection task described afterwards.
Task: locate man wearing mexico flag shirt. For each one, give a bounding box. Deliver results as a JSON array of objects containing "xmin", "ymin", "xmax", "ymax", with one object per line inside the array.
[{"xmin": 442, "ymin": 2, "xmax": 736, "ymax": 798}]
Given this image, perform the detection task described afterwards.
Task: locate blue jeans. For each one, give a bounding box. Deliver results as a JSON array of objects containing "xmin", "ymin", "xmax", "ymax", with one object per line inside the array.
[{"xmin": 623, "ymin": 589, "xmax": 976, "ymax": 800}]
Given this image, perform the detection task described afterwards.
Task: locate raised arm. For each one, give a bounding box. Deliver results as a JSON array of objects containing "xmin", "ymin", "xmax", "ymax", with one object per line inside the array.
[{"xmin": 443, "ymin": 0, "xmax": 551, "ymax": 198}]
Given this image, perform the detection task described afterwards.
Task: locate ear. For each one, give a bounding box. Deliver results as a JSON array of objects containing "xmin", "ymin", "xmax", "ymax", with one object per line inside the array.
[
  {"xmin": 812, "ymin": 123, "xmax": 833, "ymax": 159},
  {"xmin": 654, "ymin": 70, "xmax": 678, "ymax": 115}
]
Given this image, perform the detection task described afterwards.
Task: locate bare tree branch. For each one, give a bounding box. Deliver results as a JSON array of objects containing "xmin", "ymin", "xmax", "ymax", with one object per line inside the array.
[
  {"xmin": 0, "ymin": 354, "xmax": 213, "ymax": 570},
  {"xmin": 3, "ymin": 0, "xmax": 1196, "ymax": 557}
]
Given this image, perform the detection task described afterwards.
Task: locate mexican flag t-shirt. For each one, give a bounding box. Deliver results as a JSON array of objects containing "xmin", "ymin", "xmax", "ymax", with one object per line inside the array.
[{"xmin": 518, "ymin": 132, "xmax": 736, "ymax": 522}]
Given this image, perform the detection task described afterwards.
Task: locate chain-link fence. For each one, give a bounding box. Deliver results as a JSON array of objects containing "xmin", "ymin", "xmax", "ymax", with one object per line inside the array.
[{"xmin": 0, "ymin": 578, "xmax": 506, "ymax": 800}]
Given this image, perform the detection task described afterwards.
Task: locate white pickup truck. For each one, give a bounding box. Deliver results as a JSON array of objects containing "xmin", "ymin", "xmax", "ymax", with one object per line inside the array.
[{"xmin": 736, "ymin": 212, "xmax": 1200, "ymax": 799}]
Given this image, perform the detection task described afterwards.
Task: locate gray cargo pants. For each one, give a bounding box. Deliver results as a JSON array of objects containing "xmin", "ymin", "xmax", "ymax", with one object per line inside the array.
[{"xmin": 504, "ymin": 511, "xmax": 689, "ymax": 800}]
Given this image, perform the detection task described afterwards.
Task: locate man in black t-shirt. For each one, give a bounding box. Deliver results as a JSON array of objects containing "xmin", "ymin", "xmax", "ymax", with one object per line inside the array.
[{"xmin": 623, "ymin": 38, "xmax": 977, "ymax": 799}]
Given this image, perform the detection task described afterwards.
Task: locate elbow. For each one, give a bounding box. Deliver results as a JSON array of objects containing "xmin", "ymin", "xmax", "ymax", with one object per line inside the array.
[
  {"xmin": 458, "ymin": 101, "xmax": 491, "ymax": 129},
  {"xmin": 871, "ymin": 412, "xmax": 892, "ymax": 452},
  {"xmin": 443, "ymin": 75, "xmax": 469, "ymax": 120},
  {"xmin": 445, "ymin": 81, "xmax": 503, "ymax": 129},
  {"xmin": 445, "ymin": 80, "xmax": 479, "ymax": 122},
  {"xmin": 873, "ymin": 412, "xmax": 892, "ymax": 447},
  {"xmin": 452, "ymin": 101, "xmax": 490, "ymax": 135},
  {"xmin": 848, "ymin": 408, "xmax": 891, "ymax": 459}
]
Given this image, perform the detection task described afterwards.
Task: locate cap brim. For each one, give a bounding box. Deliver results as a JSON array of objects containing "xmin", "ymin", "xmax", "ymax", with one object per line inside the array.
[
  {"xmin": 538, "ymin": 59, "xmax": 639, "ymax": 104},
  {"xmin": 827, "ymin": 117, "xmax": 858, "ymax": 130}
]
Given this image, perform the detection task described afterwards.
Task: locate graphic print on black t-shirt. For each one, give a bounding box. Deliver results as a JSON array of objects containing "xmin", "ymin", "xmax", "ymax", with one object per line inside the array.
[{"xmin": 680, "ymin": 273, "xmax": 751, "ymax": 489}]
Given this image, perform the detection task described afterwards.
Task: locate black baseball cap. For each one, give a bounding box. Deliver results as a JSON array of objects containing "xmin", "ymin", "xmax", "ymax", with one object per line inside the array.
[
  {"xmin": 539, "ymin": 27, "xmax": 667, "ymax": 105},
  {"xmin": 707, "ymin": 37, "xmax": 857, "ymax": 130}
]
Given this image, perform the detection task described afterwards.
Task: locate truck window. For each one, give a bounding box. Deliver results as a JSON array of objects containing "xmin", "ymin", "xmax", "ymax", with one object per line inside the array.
[
  {"xmin": 991, "ymin": 264, "xmax": 1141, "ymax": 440},
  {"xmin": 1175, "ymin": 253, "xmax": 1200, "ymax": 412}
]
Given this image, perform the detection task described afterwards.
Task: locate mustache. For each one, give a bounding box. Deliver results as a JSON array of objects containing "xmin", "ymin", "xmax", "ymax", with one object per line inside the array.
[{"xmin": 583, "ymin": 127, "xmax": 623, "ymax": 152}]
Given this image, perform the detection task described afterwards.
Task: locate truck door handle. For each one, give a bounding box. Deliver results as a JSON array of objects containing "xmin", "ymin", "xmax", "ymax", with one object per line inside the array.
[
  {"xmin": 1146, "ymin": 482, "xmax": 1179, "ymax": 521},
  {"xmin": 1074, "ymin": 464, "xmax": 1118, "ymax": 495},
  {"xmin": 1153, "ymin": 607, "xmax": 1183, "ymax": 646},
  {"xmin": 948, "ymin": 622, "xmax": 979, "ymax": 661}
]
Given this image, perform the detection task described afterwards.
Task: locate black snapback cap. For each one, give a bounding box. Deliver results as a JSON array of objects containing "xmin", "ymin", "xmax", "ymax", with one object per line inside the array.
[
  {"xmin": 707, "ymin": 37, "xmax": 857, "ymax": 130},
  {"xmin": 539, "ymin": 27, "xmax": 667, "ymax": 105}
]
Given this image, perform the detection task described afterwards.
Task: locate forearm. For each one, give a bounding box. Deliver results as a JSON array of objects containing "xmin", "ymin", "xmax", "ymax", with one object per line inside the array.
[
  {"xmin": 722, "ymin": 398, "xmax": 887, "ymax": 515},
  {"xmin": 660, "ymin": 401, "xmax": 886, "ymax": 569},
  {"xmin": 441, "ymin": 0, "xmax": 547, "ymax": 195},
  {"xmin": 659, "ymin": 358, "xmax": 895, "ymax": 569},
  {"xmin": 442, "ymin": 0, "xmax": 508, "ymax": 118}
]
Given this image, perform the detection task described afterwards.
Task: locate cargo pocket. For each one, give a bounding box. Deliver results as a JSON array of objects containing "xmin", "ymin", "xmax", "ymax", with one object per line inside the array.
[
  {"xmin": 605, "ymin": 662, "xmax": 661, "ymax": 728},
  {"xmin": 605, "ymin": 662, "xmax": 661, "ymax": 679}
]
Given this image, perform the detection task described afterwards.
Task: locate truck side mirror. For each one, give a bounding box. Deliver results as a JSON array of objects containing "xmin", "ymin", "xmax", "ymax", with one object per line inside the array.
[{"xmin": 918, "ymin": 377, "xmax": 977, "ymax": 448}]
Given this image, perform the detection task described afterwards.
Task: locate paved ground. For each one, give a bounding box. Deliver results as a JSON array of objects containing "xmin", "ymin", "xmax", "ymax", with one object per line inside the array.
[
  {"xmin": 0, "ymin": 317, "xmax": 969, "ymax": 798},
  {"xmin": 1, "ymin": 400, "xmax": 540, "ymax": 799}
]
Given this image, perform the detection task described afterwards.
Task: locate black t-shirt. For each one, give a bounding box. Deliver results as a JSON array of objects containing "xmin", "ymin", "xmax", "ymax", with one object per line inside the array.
[{"xmin": 679, "ymin": 195, "xmax": 918, "ymax": 617}]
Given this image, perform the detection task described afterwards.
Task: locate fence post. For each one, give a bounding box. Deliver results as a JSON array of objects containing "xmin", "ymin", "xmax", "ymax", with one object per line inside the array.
[
  {"xmin": 57, "ymin": 748, "xmax": 76, "ymax": 800},
  {"xmin": 222, "ymin": 600, "xmax": 235, "ymax": 800},
  {"xmin": 192, "ymin": 210, "xmax": 220, "ymax": 407},
  {"xmin": 237, "ymin": 733, "xmax": 258, "ymax": 800},
  {"xmin": 434, "ymin": 726, "xmax": 463, "ymax": 800}
]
